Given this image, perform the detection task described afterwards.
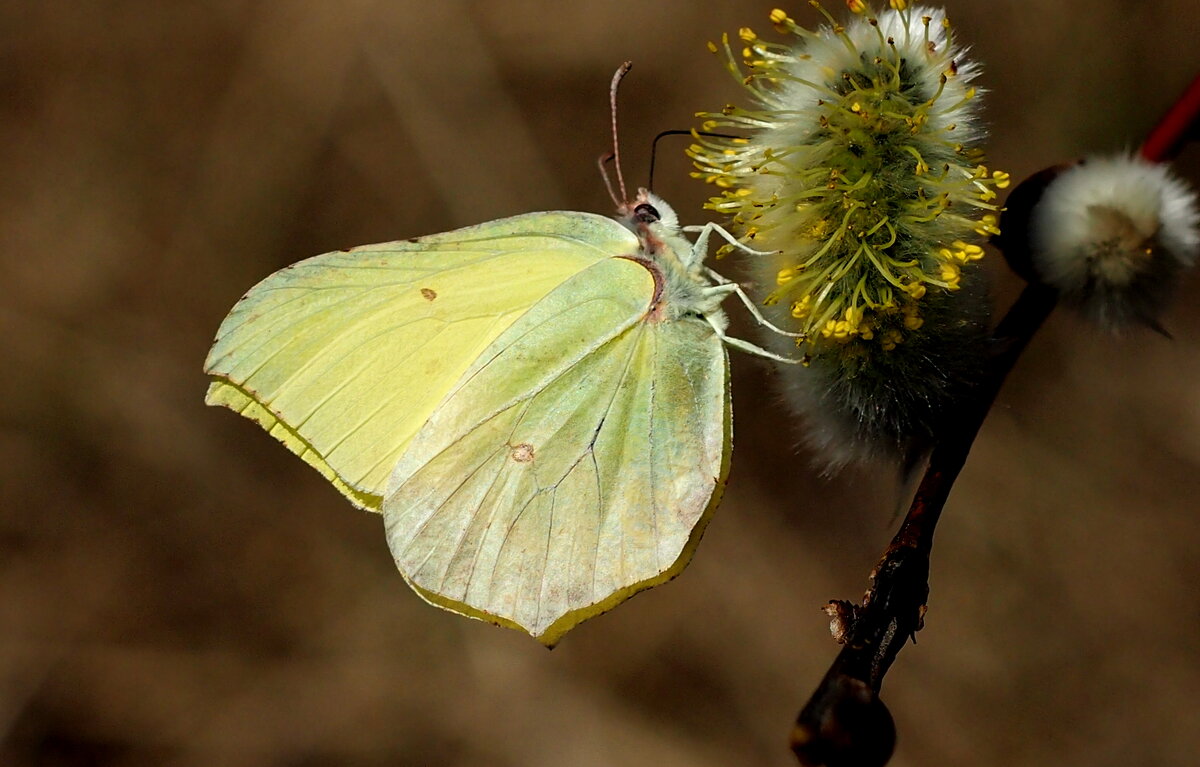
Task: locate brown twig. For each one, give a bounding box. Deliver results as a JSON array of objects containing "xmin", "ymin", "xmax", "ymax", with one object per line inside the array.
[{"xmin": 789, "ymin": 284, "xmax": 1056, "ymax": 767}]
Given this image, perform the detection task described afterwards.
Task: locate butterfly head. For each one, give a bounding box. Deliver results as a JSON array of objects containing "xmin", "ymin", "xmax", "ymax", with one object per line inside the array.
[
  {"xmin": 618, "ymin": 188, "xmax": 682, "ymax": 244},
  {"xmin": 630, "ymin": 189, "xmax": 680, "ymax": 232}
]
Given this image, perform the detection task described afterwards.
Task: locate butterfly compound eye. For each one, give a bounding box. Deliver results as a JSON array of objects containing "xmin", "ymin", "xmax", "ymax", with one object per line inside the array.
[{"xmin": 634, "ymin": 203, "xmax": 661, "ymax": 224}]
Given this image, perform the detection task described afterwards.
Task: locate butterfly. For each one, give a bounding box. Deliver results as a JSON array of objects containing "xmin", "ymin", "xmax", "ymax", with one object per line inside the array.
[{"xmin": 203, "ymin": 64, "xmax": 798, "ymax": 645}]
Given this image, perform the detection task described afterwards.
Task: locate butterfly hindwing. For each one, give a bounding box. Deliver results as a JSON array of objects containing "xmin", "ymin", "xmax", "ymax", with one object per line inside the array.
[{"xmin": 383, "ymin": 256, "xmax": 730, "ymax": 645}]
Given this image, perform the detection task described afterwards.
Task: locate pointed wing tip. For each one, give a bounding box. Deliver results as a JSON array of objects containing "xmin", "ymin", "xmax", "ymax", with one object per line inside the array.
[
  {"xmin": 202, "ymin": 377, "xmax": 226, "ymax": 406},
  {"xmin": 534, "ymin": 632, "xmax": 562, "ymax": 650},
  {"xmin": 396, "ymin": 554, "xmax": 710, "ymax": 650},
  {"xmin": 204, "ymin": 377, "xmax": 384, "ymax": 513}
]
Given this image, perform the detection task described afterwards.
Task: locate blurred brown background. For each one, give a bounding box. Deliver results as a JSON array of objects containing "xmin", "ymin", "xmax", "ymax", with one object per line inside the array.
[{"xmin": 3, "ymin": 1, "xmax": 1200, "ymax": 765}]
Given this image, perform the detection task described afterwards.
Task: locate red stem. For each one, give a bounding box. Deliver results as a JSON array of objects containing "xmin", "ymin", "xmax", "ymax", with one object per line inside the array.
[{"xmin": 1141, "ymin": 73, "xmax": 1200, "ymax": 163}]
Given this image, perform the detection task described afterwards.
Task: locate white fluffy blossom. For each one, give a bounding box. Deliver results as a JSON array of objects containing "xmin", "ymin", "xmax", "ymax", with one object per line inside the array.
[
  {"xmin": 1029, "ymin": 154, "xmax": 1200, "ymax": 328},
  {"xmin": 693, "ymin": 3, "xmax": 1003, "ymax": 467}
]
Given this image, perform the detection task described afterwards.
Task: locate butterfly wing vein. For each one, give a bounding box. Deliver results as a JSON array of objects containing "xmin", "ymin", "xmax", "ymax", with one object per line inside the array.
[
  {"xmin": 384, "ymin": 257, "xmax": 729, "ymax": 643},
  {"xmin": 203, "ymin": 212, "xmax": 639, "ymax": 510}
]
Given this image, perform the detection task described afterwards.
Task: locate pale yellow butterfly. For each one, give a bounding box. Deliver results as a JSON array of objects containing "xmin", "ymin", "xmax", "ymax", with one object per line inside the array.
[{"xmin": 203, "ymin": 64, "xmax": 798, "ymax": 645}]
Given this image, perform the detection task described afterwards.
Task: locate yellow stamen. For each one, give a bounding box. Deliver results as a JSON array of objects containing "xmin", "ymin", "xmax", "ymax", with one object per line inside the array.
[
  {"xmin": 844, "ymin": 304, "xmax": 864, "ymax": 327},
  {"xmin": 880, "ymin": 329, "xmax": 904, "ymax": 351},
  {"xmin": 940, "ymin": 262, "xmax": 961, "ymax": 289}
]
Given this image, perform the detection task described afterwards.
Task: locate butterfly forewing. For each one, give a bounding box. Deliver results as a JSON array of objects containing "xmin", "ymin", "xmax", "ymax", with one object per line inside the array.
[{"xmin": 204, "ymin": 212, "xmax": 638, "ymax": 510}]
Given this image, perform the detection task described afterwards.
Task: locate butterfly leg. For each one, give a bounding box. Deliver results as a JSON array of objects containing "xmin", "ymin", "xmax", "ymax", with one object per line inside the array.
[
  {"xmin": 682, "ymin": 222, "xmax": 777, "ymax": 262},
  {"xmin": 704, "ymin": 314, "xmax": 805, "ymax": 365},
  {"xmin": 684, "ymin": 223, "xmax": 805, "ymax": 340},
  {"xmin": 702, "ymin": 277, "xmax": 806, "ymax": 339}
]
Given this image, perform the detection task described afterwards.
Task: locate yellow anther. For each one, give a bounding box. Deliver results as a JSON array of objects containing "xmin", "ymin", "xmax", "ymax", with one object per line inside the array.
[
  {"xmin": 880, "ymin": 329, "xmax": 904, "ymax": 351},
  {"xmin": 851, "ymin": 102, "xmax": 862, "ymax": 113},
  {"xmin": 846, "ymin": 0, "xmax": 866, "ymax": 13},
  {"xmin": 940, "ymin": 262, "xmax": 961, "ymax": 289},
  {"xmin": 903, "ymin": 312, "xmax": 924, "ymax": 330},
  {"xmin": 845, "ymin": 304, "xmax": 864, "ymax": 327},
  {"xmin": 889, "ymin": 0, "xmax": 908, "ymax": 8},
  {"xmin": 992, "ymin": 170, "xmax": 1011, "ymax": 188},
  {"xmin": 739, "ymin": 27, "xmax": 757, "ymax": 42},
  {"xmin": 777, "ymin": 267, "xmax": 797, "ymax": 285},
  {"xmin": 902, "ymin": 282, "xmax": 927, "ymax": 300},
  {"xmin": 953, "ymin": 241, "xmax": 984, "ymax": 261},
  {"xmin": 858, "ymin": 323, "xmax": 874, "ymax": 340},
  {"xmin": 791, "ymin": 295, "xmax": 812, "ymax": 318},
  {"xmin": 707, "ymin": 40, "xmax": 719, "ymax": 53},
  {"xmin": 974, "ymin": 214, "xmax": 1001, "ymax": 236}
]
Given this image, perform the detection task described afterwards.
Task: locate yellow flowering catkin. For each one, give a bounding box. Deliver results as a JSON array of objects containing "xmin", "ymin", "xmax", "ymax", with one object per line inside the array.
[{"xmin": 693, "ymin": 3, "xmax": 1006, "ymax": 467}]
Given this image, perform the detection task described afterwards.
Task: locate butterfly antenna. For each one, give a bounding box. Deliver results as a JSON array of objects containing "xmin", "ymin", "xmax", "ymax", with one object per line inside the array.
[
  {"xmin": 608, "ymin": 61, "xmax": 633, "ymax": 204},
  {"xmin": 598, "ymin": 151, "xmax": 620, "ymax": 208}
]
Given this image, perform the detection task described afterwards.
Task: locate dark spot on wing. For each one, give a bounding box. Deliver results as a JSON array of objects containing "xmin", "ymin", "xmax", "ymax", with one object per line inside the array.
[
  {"xmin": 509, "ymin": 443, "xmax": 535, "ymax": 463},
  {"xmin": 420, "ymin": 287, "xmax": 437, "ymax": 301}
]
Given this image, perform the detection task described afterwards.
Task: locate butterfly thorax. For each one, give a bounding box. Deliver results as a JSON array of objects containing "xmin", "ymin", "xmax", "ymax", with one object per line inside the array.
[{"xmin": 617, "ymin": 190, "xmax": 728, "ymax": 326}]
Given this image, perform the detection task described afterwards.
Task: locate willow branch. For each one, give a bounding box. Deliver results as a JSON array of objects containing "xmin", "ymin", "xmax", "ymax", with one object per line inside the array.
[
  {"xmin": 789, "ymin": 69, "xmax": 1200, "ymax": 767},
  {"xmin": 789, "ymin": 284, "xmax": 1056, "ymax": 767}
]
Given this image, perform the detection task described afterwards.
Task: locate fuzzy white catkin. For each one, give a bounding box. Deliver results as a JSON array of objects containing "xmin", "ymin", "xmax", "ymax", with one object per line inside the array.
[
  {"xmin": 694, "ymin": 4, "xmax": 1004, "ymax": 469},
  {"xmin": 1030, "ymin": 154, "xmax": 1200, "ymax": 329}
]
